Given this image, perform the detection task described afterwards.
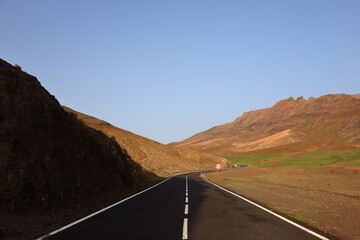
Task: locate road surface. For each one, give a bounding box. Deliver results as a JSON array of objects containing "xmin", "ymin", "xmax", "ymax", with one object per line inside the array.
[{"xmin": 38, "ymin": 171, "xmax": 333, "ymax": 240}]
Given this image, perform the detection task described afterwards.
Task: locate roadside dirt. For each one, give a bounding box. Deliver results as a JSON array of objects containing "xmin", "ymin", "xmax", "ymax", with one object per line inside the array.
[
  {"xmin": 206, "ymin": 166, "xmax": 360, "ymax": 240},
  {"xmin": 0, "ymin": 179, "xmax": 162, "ymax": 240}
]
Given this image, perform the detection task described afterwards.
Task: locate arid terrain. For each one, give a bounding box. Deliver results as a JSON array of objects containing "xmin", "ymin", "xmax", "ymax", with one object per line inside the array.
[
  {"xmin": 206, "ymin": 164, "xmax": 360, "ymax": 240},
  {"xmin": 0, "ymin": 58, "xmax": 232, "ymax": 239},
  {"xmin": 0, "ymin": 59, "xmax": 158, "ymax": 239},
  {"xmin": 174, "ymin": 94, "xmax": 360, "ymax": 155},
  {"xmin": 64, "ymin": 107, "xmax": 232, "ymax": 177},
  {"xmin": 1, "ymin": 56, "xmax": 359, "ymax": 239},
  {"xmin": 206, "ymin": 150, "xmax": 360, "ymax": 239},
  {"xmin": 174, "ymin": 95, "xmax": 360, "ymax": 240}
]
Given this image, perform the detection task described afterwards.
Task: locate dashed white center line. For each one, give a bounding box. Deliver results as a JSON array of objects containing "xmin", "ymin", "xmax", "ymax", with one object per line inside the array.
[
  {"xmin": 182, "ymin": 175, "xmax": 190, "ymax": 239},
  {"xmin": 182, "ymin": 218, "xmax": 188, "ymax": 239}
]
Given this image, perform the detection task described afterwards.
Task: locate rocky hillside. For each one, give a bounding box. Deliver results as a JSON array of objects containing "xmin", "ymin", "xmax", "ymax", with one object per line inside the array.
[
  {"xmin": 0, "ymin": 59, "xmax": 154, "ymax": 213},
  {"xmin": 174, "ymin": 94, "xmax": 360, "ymax": 155},
  {"xmin": 63, "ymin": 107, "xmax": 232, "ymax": 177}
]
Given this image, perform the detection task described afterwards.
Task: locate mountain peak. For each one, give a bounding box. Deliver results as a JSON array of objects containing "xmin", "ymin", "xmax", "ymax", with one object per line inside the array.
[
  {"xmin": 296, "ymin": 96, "xmax": 305, "ymax": 102},
  {"xmin": 272, "ymin": 96, "xmax": 301, "ymax": 113},
  {"xmin": 174, "ymin": 93, "xmax": 360, "ymax": 155}
]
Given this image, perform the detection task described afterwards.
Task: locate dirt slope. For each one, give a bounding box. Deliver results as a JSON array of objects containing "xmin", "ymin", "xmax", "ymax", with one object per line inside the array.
[
  {"xmin": 63, "ymin": 107, "xmax": 232, "ymax": 176},
  {"xmin": 174, "ymin": 94, "xmax": 360, "ymax": 155},
  {"xmin": 0, "ymin": 59, "xmax": 154, "ymax": 213}
]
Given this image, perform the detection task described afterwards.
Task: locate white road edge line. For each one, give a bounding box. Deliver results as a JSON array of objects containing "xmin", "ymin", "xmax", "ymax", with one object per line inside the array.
[
  {"xmin": 35, "ymin": 177, "xmax": 172, "ymax": 240},
  {"xmin": 202, "ymin": 177, "xmax": 329, "ymax": 240},
  {"xmin": 182, "ymin": 218, "xmax": 188, "ymax": 239}
]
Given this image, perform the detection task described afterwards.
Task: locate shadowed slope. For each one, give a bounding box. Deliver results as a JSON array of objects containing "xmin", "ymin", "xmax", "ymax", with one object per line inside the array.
[
  {"xmin": 0, "ymin": 59, "xmax": 154, "ymax": 213},
  {"xmin": 63, "ymin": 107, "xmax": 232, "ymax": 176}
]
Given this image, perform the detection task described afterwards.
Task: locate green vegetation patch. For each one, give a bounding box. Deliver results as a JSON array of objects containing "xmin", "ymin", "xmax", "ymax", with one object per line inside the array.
[
  {"xmin": 224, "ymin": 153, "xmax": 287, "ymax": 167},
  {"xmin": 225, "ymin": 150, "xmax": 360, "ymax": 168},
  {"xmin": 300, "ymin": 121, "xmax": 313, "ymax": 128},
  {"xmin": 285, "ymin": 212, "xmax": 314, "ymax": 225},
  {"xmin": 342, "ymin": 160, "xmax": 360, "ymax": 167},
  {"xmin": 281, "ymin": 150, "xmax": 360, "ymax": 168}
]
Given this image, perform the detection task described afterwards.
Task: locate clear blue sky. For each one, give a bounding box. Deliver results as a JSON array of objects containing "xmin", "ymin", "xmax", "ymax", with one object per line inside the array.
[{"xmin": 1, "ymin": 1, "xmax": 359, "ymax": 144}]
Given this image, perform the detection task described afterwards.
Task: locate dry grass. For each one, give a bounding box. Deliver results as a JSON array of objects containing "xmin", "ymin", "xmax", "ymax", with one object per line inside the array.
[{"xmin": 206, "ymin": 166, "xmax": 360, "ymax": 240}]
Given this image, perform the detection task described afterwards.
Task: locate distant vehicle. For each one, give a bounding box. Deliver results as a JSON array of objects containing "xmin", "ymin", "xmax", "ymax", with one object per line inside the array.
[{"xmin": 235, "ymin": 163, "xmax": 249, "ymax": 167}]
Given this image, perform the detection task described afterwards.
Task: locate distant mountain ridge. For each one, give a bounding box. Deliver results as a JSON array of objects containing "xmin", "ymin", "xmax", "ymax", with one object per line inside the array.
[
  {"xmin": 64, "ymin": 107, "xmax": 232, "ymax": 177},
  {"xmin": 173, "ymin": 94, "xmax": 360, "ymax": 155}
]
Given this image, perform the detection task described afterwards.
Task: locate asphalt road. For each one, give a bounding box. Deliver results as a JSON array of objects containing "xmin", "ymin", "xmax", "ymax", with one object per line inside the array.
[{"xmin": 39, "ymin": 171, "xmax": 333, "ymax": 240}]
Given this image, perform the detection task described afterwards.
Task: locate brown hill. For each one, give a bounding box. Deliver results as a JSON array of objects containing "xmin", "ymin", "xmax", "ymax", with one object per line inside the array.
[
  {"xmin": 174, "ymin": 94, "xmax": 360, "ymax": 155},
  {"xmin": 0, "ymin": 59, "xmax": 154, "ymax": 213},
  {"xmin": 63, "ymin": 107, "xmax": 232, "ymax": 177}
]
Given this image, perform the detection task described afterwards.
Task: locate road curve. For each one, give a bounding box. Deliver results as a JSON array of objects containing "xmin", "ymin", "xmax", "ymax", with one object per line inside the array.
[{"xmin": 38, "ymin": 171, "xmax": 334, "ymax": 240}]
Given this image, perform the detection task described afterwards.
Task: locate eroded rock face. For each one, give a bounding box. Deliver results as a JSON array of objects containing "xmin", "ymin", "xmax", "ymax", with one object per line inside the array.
[
  {"xmin": 0, "ymin": 59, "xmax": 152, "ymax": 212},
  {"xmin": 175, "ymin": 93, "xmax": 360, "ymax": 155}
]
